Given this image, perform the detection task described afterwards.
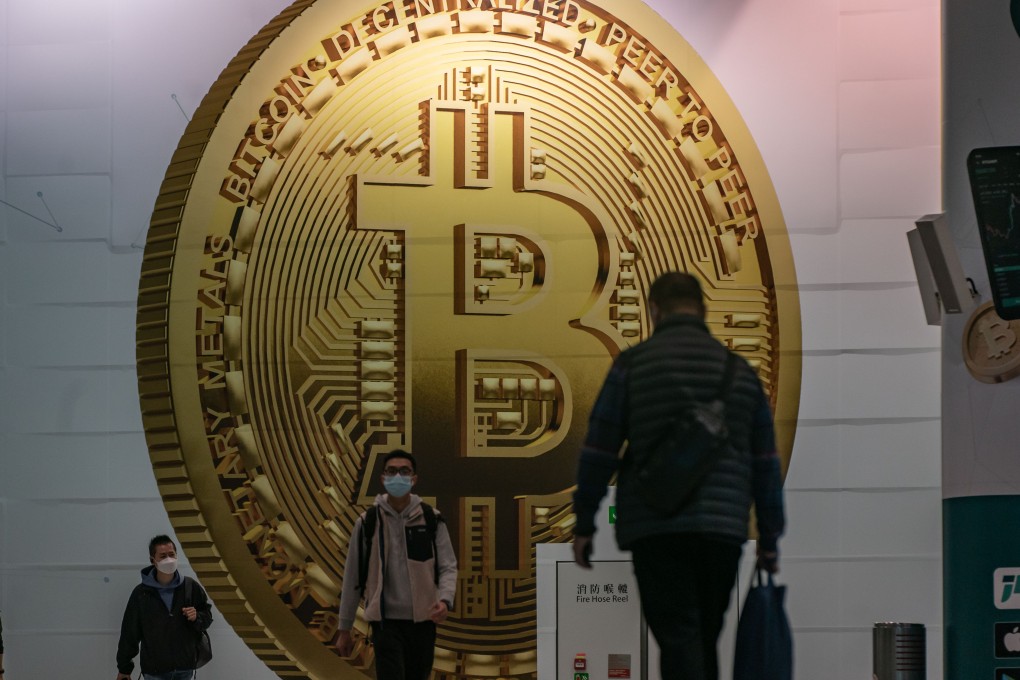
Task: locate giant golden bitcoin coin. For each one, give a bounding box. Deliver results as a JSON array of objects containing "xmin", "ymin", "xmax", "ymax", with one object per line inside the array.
[{"xmin": 136, "ymin": 1, "xmax": 801, "ymax": 678}]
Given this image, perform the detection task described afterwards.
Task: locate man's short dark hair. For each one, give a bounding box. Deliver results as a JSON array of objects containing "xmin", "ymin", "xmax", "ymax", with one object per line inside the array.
[
  {"xmin": 149, "ymin": 534, "xmax": 176, "ymax": 558},
  {"xmin": 383, "ymin": 449, "xmax": 417, "ymax": 472},
  {"xmin": 648, "ymin": 271, "xmax": 706, "ymax": 317}
]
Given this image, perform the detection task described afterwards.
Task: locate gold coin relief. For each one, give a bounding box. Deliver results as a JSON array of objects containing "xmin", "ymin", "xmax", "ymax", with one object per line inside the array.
[
  {"xmin": 136, "ymin": 1, "xmax": 800, "ymax": 678},
  {"xmin": 963, "ymin": 302, "xmax": 1020, "ymax": 384}
]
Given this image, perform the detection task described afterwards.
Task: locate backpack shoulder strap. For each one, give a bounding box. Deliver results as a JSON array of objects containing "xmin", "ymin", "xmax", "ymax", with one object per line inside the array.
[
  {"xmin": 363, "ymin": 505, "xmax": 379, "ymax": 539},
  {"xmin": 420, "ymin": 502, "xmax": 444, "ymax": 585},
  {"xmin": 420, "ymin": 502, "xmax": 440, "ymax": 535},
  {"xmin": 183, "ymin": 576, "xmax": 193, "ymax": 605},
  {"xmin": 357, "ymin": 506, "xmax": 378, "ymax": 592}
]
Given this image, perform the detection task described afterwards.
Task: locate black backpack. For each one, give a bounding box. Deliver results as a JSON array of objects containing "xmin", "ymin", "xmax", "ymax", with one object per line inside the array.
[
  {"xmin": 182, "ymin": 577, "xmax": 213, "ymax": 668},
  {"xmin": 357, "ymin": 503, "xmax": 442, "ymax": 592}
]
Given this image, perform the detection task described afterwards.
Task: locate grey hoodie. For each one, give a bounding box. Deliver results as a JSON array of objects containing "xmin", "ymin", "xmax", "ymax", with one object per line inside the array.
[
  {"xmin": 141, "ymin": 567, "xmax": 182, "ymax": 612},
  {"xmin": 338, "ymin": 494, "xmax": 458, "ymax": 630}
]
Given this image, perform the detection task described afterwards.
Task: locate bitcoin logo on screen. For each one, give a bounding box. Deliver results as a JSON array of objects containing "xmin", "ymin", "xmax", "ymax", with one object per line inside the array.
[{"xmin": 136, "ymin": 1, "xmax": 800, "ymax": 678}]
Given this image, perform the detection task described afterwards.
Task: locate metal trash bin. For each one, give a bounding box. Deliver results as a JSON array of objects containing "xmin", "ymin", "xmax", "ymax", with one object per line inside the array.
[{"xmin": 873, "ymin": 622, "xmax": 926, "ymax": 679}]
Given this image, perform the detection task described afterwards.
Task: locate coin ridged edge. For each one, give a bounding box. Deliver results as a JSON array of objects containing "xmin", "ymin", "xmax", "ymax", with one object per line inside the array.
[{"xmin": 136, "ymin": 2, "xmax": 321, "ymax": 678}]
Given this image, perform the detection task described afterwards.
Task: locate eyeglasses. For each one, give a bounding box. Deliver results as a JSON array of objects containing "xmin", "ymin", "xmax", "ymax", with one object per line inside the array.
[{"xmin": 383, "ymin": 466, "xmax": 414, "ymax": 477}]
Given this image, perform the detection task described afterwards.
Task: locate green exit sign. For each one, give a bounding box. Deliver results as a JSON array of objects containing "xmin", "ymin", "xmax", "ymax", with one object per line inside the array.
[{"xmin": 609, "ymin": 506, "xmax": 616, "ymax": 524}]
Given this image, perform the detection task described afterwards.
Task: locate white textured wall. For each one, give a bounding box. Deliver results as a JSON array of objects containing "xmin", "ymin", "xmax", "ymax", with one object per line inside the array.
[
  {"xmin": 651, "ymin": 0, "xmax": 943, "ymax": 674},
  {"xmin": 0, "ymin": 1, "xmax": 942, "ymax": 678}
]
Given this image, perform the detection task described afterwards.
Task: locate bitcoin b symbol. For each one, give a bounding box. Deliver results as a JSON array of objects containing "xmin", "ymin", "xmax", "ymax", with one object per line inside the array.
[
  {"xmin": 356, "ymin": 102, "xmax": 616, "ymax": 576},
  {"xmin": 980, "ymin": 317, "xmax": 1018, "ymax": 359}
]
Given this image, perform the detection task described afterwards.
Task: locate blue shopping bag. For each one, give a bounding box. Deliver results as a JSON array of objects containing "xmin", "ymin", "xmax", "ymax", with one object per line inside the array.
[{"xmin": 733, "ymin": 569, "xmax": 793, "ymax": 680}]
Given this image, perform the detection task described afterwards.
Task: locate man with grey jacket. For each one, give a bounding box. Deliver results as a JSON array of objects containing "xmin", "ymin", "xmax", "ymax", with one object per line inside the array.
[
  {"xmin": 572, "ymin": 271, "xmax": 785, "ymax": 680},
  {"xmin": 336, "ymin": 449, "xmax": 458, "ymax": 680}
]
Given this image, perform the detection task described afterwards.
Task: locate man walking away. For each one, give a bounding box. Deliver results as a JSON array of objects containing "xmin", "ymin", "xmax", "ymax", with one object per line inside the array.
[{"xmin": 572, "ymin": 271, "xmax": 786, "ymax": 680}]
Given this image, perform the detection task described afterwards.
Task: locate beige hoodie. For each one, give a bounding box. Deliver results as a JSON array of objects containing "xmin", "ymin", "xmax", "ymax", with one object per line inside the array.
[{"xmin": 338, "ymin": 494, "xmax": 458, "ymax": 629}]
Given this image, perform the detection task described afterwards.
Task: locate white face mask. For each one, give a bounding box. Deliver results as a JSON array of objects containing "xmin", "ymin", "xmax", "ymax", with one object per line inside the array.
[
  {"xmin": 383, "ymin": 474, "xmax": 414, "ymax": 498},
  {"xmin": 155, "ymin": 557, "xmax": 178, "ymax": 575}
]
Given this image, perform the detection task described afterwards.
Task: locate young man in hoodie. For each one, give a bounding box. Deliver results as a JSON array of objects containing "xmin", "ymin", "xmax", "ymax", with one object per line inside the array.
[
  {"xmin": 335, "ymin": 450, "xmax": 458, "ymax": 680},
  {"xmin": 115, "ymin": 535, "xmax": 213, "ymax": 680}
]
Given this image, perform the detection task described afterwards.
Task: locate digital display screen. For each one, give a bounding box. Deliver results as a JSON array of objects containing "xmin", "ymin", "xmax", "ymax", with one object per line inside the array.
[{"xmin": 967, "ymin": 146, "xmax": 1020, "ymax": 319}]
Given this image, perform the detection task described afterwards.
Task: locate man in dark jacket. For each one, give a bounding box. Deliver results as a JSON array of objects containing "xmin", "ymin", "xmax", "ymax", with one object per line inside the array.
[
  {"xmin": 572, "ymin": 272, "xmax": 786, "ymax": 680},
  {"xmin": 115, "ymin": 535, "xmax": 212, "ymax": 680}
]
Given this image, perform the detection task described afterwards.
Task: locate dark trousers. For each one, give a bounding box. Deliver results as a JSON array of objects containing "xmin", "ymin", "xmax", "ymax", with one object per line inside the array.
[
  {"xmin": 631, "ymin": 533, "xmax": 742, "ymax": 680},
  {"xmin": 370, "ymin": 620, "xmax": 437, "ymax": 680}
]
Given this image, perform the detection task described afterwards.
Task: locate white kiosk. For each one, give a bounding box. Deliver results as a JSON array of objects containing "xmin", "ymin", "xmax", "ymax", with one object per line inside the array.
[{"xmin": 536, "ymin": 489, "xmax": 756, "ymax": 680}]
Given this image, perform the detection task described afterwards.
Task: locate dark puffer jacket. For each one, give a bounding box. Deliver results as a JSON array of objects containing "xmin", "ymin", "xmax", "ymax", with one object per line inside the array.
[{"xmin": 613, "ymin": 314, "xmax": 771, "ymax": 549}]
